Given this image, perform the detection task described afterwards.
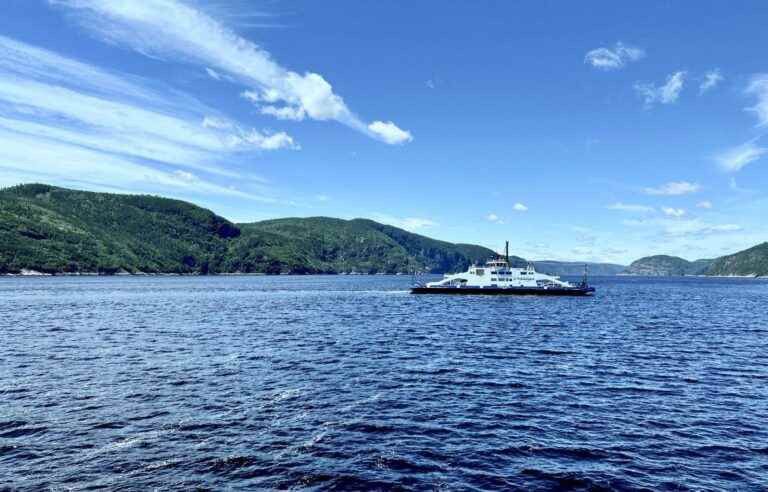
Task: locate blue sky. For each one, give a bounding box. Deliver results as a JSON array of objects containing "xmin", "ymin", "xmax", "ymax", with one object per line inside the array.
[{"xmin": 1, "ymin": 1, "xmax": 767, "ymax": 264}]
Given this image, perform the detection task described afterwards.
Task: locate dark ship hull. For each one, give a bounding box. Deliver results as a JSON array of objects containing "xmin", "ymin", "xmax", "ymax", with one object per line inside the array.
[{"xmin": 410, "ymin": 285, "xmax": 595, "ymax": 296}]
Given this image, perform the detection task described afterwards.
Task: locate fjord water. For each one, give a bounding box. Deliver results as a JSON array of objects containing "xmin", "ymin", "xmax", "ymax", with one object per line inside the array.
[{"xmin": 2, "ymin": 276, "xmax": 767, "ymax": 490}]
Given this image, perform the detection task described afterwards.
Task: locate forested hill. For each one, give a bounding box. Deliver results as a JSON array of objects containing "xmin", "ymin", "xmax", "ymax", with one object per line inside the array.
[
  {"xmin": 706, "ymin": 243, "xmax": 768, "ymax": 277},
  {"xmin": 623, "ymin": 248, "xmax": 768, "ymax": 277},
  {"xmin": 232, "ymin": 217, "xmax": 513, "ymax": 274},
  {"xmin": 0, "ymin": 184, "xmax": 499, "ymax": 275},
  {"xmin": 623, "ymin": 255, "xmax": 713, "ymax": 276}
]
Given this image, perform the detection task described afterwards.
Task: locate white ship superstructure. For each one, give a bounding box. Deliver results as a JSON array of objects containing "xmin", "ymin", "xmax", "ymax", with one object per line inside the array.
[
  {"xmin": 425, "ymin": 258, "xmax": 574, "ymax": 290},
  {"xmin": 411, "ymin": 241, "xmax": 595, "ymax": 296}
]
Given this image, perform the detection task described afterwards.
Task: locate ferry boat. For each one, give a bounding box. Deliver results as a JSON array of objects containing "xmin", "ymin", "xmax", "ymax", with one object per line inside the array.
[{"xmin": 411, "ymin": 242, "xmax": 595, "ymax": 296}]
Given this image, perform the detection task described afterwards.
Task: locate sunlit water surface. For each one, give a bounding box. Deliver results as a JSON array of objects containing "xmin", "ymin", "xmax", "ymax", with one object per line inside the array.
[{"xmin": 1, "ymin": 275, "xmax": 767, "ymax": 490}]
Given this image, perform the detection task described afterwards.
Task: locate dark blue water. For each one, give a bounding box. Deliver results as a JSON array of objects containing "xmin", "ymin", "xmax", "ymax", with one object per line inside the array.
[{"xmin": 2, "ymin": 275, "xmax": 767, "ymax": 490}]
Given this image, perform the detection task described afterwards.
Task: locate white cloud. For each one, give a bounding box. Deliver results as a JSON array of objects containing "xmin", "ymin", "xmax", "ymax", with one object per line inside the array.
[
  {"xmin": 643, "ymin": 181, "xmax": 700, "ymax": 196},
  {"xmin": 260, "ymin": 105, "xmax": 306, "ymax": 121},
  {"xmin": 715, "ymin": 139, "xmax": 767, "ymax": 172},
  {"xmin": 241, "ymin": 90, "xmax": 260, "ymax": 103},
  {"xmin": 367, "ymin": 121, "xmax": 413, "ymax": 145},
  {"xmin": 662, "ymin": 207, "xmax": 686, "ymax": 217},
  {"xmin": 0, "ymin": 34, "xmax": 282, "ymax": 200},
  {"xmin": 699, "ymin": 69, "xmax": 723, "ymax": 94},
  {"xmin": 607, "ymin": 203, "xmax": 655, "ymax": 213},
  {"xmin": 635, "ymin": 71, "xmax": 686, "ymax": 106},
  {"xmin": 696, "ymin": 201, "xmax": 713, "ymax": 209},
  {"xmin": 486, "ymin": 213, "xmax": 504, "ymax": 224},
  {"xmin": 623, "ymin": 216, "xmax": 742, "ymax": 237},
  {"xmin": 240, "ymin": 130, "xmax": 299, "ymax": 151},
  {"xmin": 664, "ymin": 221, "xmax": 741, "ymax": 237},
  {"xmin": 371, "ymin": 213, "xmax": 437, "ymax": 231},
  {"xmin": 202, "ymin": 116, "xmax": 233, "ymax": 130},
  {"xmin": 205, "ymin": 67, "xmax": 221, "ymax": 80},
  {"xmin": 54, "ymin": 0, "xmax": 412, "ymax": 144},
  {"xmin": 173, "ymin": 169, "xmax": 196, "ymax": 182},
  {"xmin": 584, "ymin": 42, "xmax": 645, "ymax": 70},
  {"xmin": 746, "ymin": 74, "xmax": 768, "ymax": 126},
  {"xmin": 0, "ymin": 126, "xmax": 271, "ymax": 201},
  {"xmin": 315, "ymin": 194, "xmax": 330, "ymax": 202},
  {"xmin": 259, "ymin": 131, "xmax": 298, "ymax": 151},
  {"xmin": 513, "ymin": 203, "xmax": 528, "ymax": 212}
]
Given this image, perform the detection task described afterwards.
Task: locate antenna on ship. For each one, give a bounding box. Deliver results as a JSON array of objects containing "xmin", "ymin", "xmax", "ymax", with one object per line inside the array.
[{"xmin": 505, "ymin": 240, "xmax": 510, "ymax": 265}]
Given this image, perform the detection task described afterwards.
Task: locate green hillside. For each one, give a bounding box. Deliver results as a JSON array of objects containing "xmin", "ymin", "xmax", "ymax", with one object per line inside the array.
[
  {"xmin": 0, "ymin": 184, "xmax": 238, "ymax": 274},
  {"xmin": 0, "ymin": 184, "xmax": 498, "ymax": 275},
  {"xmin": 227, "ymin": 217, "xmax": 504, "ymax": 274},
  {"xmin": 705, "ymin": 242, "xmax": 768, "ymax": 276},
  {"xmin": 622, "ymin": 255, "xmax": 714, "ymax": 276}
]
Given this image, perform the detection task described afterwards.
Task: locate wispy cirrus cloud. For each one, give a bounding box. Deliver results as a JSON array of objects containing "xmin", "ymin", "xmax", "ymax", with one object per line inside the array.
[
  {"xmin": 52, "ymin": 0, "xmax": 413, "ymax": 145},
  {"xmin": 584, "ymin": 42, "xmax": 644, "ymax": 70},
  {"xmin": 607, "ymin": 203, "xmax": 655, "ymax": 213},
  {"xmin": 623, "ymin": 217, "xmax": 741, "ymax": 238},
  {"xmin": 635, "ymin": 71, "xmax": 686, "ymax": 107},
  {"xmin": 370, "ymin": 213, "xmax": 437, "ymax": 232},
  {"xmin": 662, "ymin": 207, "xmax": 686, "ymax": 217},
  {"xmin": 715, "ymin": 139, "xmax": 767, "ymax": 172},
  {"xmin": 746, "ymin": 74, "xmax": 768, "ymax": 127},
  {"xmin": 643, "ymin": 181, "xmax": 700, "ymax": 196},
  {"xmin": 0, "ymin": 34, "xmax": 284, "ymax": 201},
  {"xmin": 700, "ymin": 69, "xmax": 723, "ymax": 94}
]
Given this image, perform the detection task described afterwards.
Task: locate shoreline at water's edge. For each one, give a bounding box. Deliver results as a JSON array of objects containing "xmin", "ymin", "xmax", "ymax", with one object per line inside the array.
[
  {"xmin": 3, "ymin": 270, "xmax": 768, "ymax": 279},
  {"xmin": 618, "ymin": 273, "xmax": 768, "ymax": 279},
  {"xmin": 0, "ymin": 270, "xmax": 415, "ymax": 277}
]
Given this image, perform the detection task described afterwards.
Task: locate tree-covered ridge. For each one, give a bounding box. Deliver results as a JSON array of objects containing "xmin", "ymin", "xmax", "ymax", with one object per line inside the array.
[
  {"xmin": 229, "ymin": 217, "xmax": 502, "ymax": 274},
  {"xmin": 623, "ymin": 255, "xmax": 714, "ymax": 276},
  {"xmin": 706, "ymin": 242, "xmax": 768, "ymax": 276},
  {"xmin": 0, "ymin": 184, "xmax": 497, "ymax": 275},
  {"xmin": 0, "ymin": 184, "xmax": 238, "ymax": 274},
  {"xmin": 4, "ymin": 184, "xmax": 765, "ymax": 277}
]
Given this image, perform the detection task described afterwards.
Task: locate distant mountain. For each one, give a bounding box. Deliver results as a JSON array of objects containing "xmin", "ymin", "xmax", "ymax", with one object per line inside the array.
[
  {"xmin": 532, "ymin": 261, "xmax": 626, "ymax": 276},
  {"xmin": 0, "ymin": 184, "xmax": 499, "ymax": 275},
  {"xmin": 688, "ymin": 259, "xmax": 716, "ymax": 275},
  {"xmin": 623, "ymin": 255, "xmax": 714, "ymax": 276},
  {"xmin": 705, "ymin": 242, "xmax": 768, "ymax": 277}
]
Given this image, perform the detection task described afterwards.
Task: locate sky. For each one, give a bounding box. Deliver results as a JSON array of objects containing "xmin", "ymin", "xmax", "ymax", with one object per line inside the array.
[{"xmin": 1, "ymin": 0, "xmax": 767, "ymax": 264}]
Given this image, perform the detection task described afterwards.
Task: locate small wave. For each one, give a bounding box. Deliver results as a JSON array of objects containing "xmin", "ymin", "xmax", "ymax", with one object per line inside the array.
[
  {"xmin": 91, "ymin": 421, "xmax": 126, "ymax": 430},
  {"xmin": 535, "ymin": 348, "xmax": 574, "ymax": 355},
  {"xmin": 520, "ymin": 468, "xmax": 624, "ymax": 491},
  {"xmin": 0, "ymin": 426, "xmax": 47, "ymax": 438},
  {"xmin": 603, "ymin": 386, "xmax": 680, "ymax": 396},
  {"xmin": 0, "ymin": 420, "xmax": 28, "ymax": 431}
]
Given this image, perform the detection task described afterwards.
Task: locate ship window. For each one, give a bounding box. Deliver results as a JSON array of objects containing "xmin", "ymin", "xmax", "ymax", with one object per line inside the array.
[{"xmin": 476, "ymin": 269, "xmax": 484, "ymax": 276}]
